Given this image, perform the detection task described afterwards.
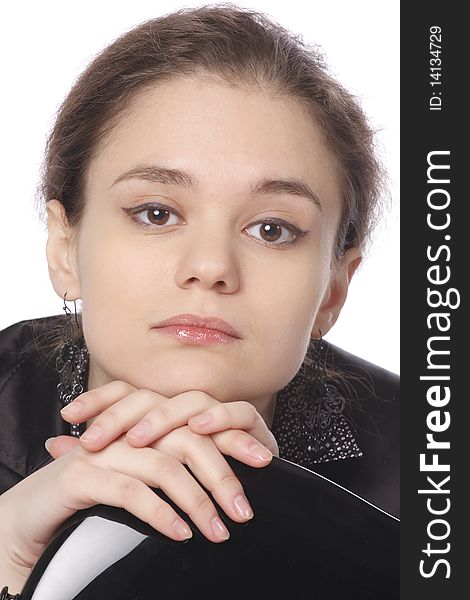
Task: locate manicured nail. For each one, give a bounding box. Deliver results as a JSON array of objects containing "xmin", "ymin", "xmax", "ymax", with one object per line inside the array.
[
  {"xmin": 45, "ymin": 437, "xmax": 55, "ymax": 453},
  {"xmin": 233, "ymin": 494, "xmax": 254, "ymax": 519},
  {"xmin": 173, "ymin": 519, "xmax": 193, "ymax": 540},
  {"xmin": 211, "ymin": 516, "xmax": 230, "ymax": 541},
  {"xmin": 248, "ymin": 443, "xmax": 272, "ymax": 462},
  {"xmin": 189, "ymin": 412, "xmax": 212, "ymax": 428},
  {"xmin": 127, "ymin": 420, "xmax": 151, "ymax": 439},
  {"xmin": 80, "ymin": 425, "xmax": 102, "ymax": 443},
  {"xmin": 60, "ymin": 401, "xmax": 82, "ymax": 416}
]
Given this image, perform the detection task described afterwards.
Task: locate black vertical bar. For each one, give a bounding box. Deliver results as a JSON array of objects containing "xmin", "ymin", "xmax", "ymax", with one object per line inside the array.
[{"xmin": 401, "ymin": 2, "xmax": 465, "ymax": 598}]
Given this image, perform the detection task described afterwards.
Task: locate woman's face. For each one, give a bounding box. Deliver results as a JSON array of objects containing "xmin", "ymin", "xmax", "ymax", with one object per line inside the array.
[{"xmin": 48, "ymin": 76, "xmax": 358, "ymax": 413}]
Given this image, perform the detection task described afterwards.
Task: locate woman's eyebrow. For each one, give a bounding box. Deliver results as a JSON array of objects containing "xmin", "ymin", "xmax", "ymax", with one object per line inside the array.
[
  {"xmin": 110, "ymin": 164, "xmax": 322, "ymax": 210},
  {"xmin": 253, "ymin": 178, "xmax": 322, "ymax": 211},
  {"xmin": 111, "ymin": 165, "xmax": 196, "ymax": 189}
]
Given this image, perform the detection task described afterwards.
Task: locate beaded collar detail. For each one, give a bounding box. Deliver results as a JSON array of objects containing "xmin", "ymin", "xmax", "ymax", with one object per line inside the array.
[{"xmin": 271, "ymin": 341, "xmax": 363, "ymax": 468}]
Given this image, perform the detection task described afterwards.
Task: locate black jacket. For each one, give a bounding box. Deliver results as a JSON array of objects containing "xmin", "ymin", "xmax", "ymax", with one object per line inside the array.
[{"xmin": 0, "ymin": 316, "xmax": 399, "ymax": 517}]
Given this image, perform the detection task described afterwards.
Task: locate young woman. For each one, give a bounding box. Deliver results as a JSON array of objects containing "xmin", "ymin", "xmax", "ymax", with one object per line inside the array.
[{"xmin": 0, "ymin": 4, "xmax": 399, "ymax": 595}]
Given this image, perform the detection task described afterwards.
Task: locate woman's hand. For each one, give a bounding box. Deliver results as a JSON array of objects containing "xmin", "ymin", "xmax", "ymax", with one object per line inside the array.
[
  {"xmin": 1, "ymin": 393, "xmax": 272, "ymax": 589},
  {"xmin": 0, "ymin": 382, "xmax": 278, "ymax": 589},
  {"xmin": 48, "ymin": 381, "xmax": 278, "ymax": 541},
  {"xmin": 0, "ymin": 435, "xmax": 197, "ymax": 589},
  {"xmin": 58, "ymin": 380, "xmax": 278, "ymax": 459}
]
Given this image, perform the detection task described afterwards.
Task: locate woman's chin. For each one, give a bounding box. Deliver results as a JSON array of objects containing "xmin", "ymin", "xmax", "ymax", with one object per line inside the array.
[
  {"xmin": 125, "ymin": 357, "xmax": 239, "ymax": 397},
  {"xmin": 128, "ymin": 371, "xmax": 235, "ymax": 402}
]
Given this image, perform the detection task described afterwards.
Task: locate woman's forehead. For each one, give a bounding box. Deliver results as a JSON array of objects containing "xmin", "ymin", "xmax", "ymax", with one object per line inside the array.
[
  {"xmin": 87, "ymin": 78, "xmax": 343, "ymax": 207},
  {"xmin": 102, "ymin": 77, "xmax": 323, "ymax": 151}
]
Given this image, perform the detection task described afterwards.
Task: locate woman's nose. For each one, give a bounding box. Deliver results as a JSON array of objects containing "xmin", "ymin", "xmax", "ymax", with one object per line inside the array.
[{"xmin": 174, "ymin": 229, "xmax": 241, "ymax": 294}]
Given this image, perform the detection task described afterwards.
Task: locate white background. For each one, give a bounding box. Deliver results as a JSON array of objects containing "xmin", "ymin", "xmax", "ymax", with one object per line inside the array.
[{"xmin": 0, "ymin": 0, "xmax": 399, "ymax": 374}]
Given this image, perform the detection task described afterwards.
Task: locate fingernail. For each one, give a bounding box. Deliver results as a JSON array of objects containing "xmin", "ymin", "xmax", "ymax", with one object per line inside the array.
[
  {"xmin": 248, "ymin": 443, "xmax": 272, "ymax": 462},
  {"xmin": 233, "ymin": 494, "xmax": 254, "ymax": 520},
  {"xmin": 80, "ymin": 425, "xmax": 102, "ymax": 443},
  {"xmin": 211, "ymin": 516, "xmax": 230, "ymax": 541},
  {"xmin": 189, "ymin": 412, "xmax": 212, "ymax": 428},
  {"xmin": 45, "ymin": 437, "xmax": 55, "ymax": 453},
  {"xmin": 60, "ymin": 401, "xmax": 82, "ymax": 416},
  {"xmin": 173, "ymin": 519, "xmax": 193, "ymax": 540},
  {"xmin": 127, "ymin": 420, "xmax": 151, "ymax": 438}
]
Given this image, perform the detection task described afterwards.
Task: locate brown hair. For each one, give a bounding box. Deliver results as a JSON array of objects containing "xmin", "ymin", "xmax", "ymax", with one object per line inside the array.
[{"xmin": 37, "ymin": 2, "xmax": 384, "ymax": 258}]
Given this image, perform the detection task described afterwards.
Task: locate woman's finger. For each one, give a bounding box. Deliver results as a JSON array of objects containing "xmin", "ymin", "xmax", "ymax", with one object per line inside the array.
[
  {"xmin": 187, "ymin": 400, "xmax": 279, "ymax": 453},
  {"xmin": 45, "ymin": 435, "xmax": 80, "ymax": 458},
  {"xmin": 126, "ymin": 390, "xmax": 218, "ymax": 446},
  {"xmin": 150, "ymin": 427, "xmax": 254, "ymax": 525},
  {"xmin": 57, "ymin": 458, "xmax": 193, "ymax": 542},
  {"xmin": 60, "ymin": 380, "xmax": 138, "ymax": 423},
  {"xmin": 77, "ymin": 388, "xmax": 167, "ymax": 451},
  {"xmin": 84, "ymin": 439, "xmax": 231, "ymax": 543},
  {"xmin": 211, "ymin": 429, "xmax": 278, "ymax": 464}
]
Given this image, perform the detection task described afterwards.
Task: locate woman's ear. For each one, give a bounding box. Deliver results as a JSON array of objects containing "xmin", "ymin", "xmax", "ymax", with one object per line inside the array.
[
  {"xmin": 46, "ymin": 199, "xmax": 82, "ymax": 300},
  {"xmin": 311, "ymin": 247, "xmax": 362, "ymax": 338}
]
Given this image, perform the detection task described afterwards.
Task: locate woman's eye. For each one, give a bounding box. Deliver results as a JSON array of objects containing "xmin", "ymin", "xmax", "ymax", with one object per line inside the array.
[
  {"xmin": 124, "ymin": 205, "xmax": 305, "ymax": 246},
  {"xmin": 125, "ymin": 204, "xmax": 181, "ymax": 229},
  {"xmin": 244, "ymin": 220, "xmax": 304, "ymax": 246}
]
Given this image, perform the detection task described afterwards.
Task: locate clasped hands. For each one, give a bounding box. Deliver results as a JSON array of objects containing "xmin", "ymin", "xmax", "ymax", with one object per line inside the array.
[{"xmin": 47, "ymin": 381, "xmax": 279, "ymax": 544}]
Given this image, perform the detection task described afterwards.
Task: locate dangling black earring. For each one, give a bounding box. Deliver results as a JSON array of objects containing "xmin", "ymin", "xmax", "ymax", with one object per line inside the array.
[
  {"xmin": 310, "ymin": 331, "xmax": 345, "ymax": 429},
  {"xmin": 56, "ymin": 292, "xmax": 89, "ymax": 437}
]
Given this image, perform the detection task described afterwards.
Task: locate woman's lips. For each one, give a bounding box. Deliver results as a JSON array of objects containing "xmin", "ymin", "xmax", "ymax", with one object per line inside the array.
[
  {"xmin": 152, "ymin": 314, "xmax": 241, "ymax": 345},
  {"xmin": 155, "ymin": 325, "xmax": 236, "ymax": 345}
]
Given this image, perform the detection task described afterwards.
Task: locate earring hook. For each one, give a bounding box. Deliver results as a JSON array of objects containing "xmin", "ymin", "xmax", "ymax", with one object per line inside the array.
[{"xmin": 62, "ymin": 292, "xmax": 80, "ymax": 329}]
